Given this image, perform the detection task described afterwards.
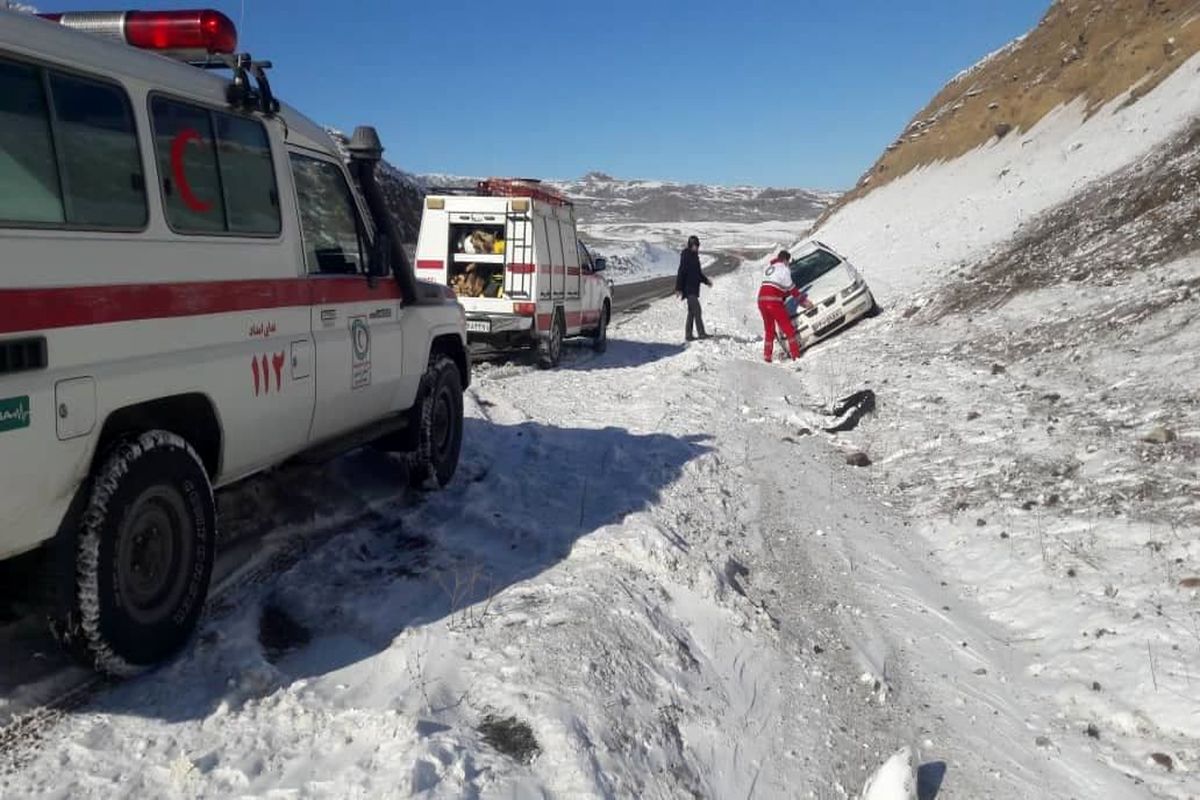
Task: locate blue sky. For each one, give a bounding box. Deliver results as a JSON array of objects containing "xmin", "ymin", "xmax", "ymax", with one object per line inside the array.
[{"xmin": 32, "ymin": 0, "xmax": 1049, "ymax": 188}]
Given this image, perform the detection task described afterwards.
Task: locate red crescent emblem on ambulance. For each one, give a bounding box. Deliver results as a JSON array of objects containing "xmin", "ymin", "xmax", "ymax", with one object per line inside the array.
[{"xmin": 170, "ymin": 128, "xmax": 213, "ymax": 214}]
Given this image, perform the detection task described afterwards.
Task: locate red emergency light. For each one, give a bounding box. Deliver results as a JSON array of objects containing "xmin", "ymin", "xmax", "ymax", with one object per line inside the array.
[{"xmin": 38, "ymin": 9, "xmax": 238, "ymax": 56}]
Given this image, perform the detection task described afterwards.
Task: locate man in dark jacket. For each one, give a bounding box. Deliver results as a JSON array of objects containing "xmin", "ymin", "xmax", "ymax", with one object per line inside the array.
[{"xmin": 675, "ymin": 235, "xmax": 712, "ymax": 341}]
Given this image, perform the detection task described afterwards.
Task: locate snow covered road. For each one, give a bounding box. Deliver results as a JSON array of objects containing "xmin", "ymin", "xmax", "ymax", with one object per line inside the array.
[{"xmin": 1, "ymin": 264, "xmax": 1150, "ymax": 798}]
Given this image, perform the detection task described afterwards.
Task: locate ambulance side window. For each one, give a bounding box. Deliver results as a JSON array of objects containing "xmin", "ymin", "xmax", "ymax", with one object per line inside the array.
[
  {"xmin": 214, "ymin": 114, "xmax": 280, "ymax": 235},
  {"xmin": 0, "ymin": 57, "xmax": 146, "ymax": 229},
  {"xmin": 289, "ymin": 154, "xmax": 364, "ymax": 275},
  {"xmin": 149, "ymin": 97, "xmax": 280, "ymax": 236},
  {"xmin": 0, "ymin": 59, "xmax": 61, "ymax": 224},
  {"xmin": 150, "ymin": 97, "xmax": 225, "ymax": 233},
  {"xmin": 48, "ymin": 72, "xmax": 147, "ymax": 228}
]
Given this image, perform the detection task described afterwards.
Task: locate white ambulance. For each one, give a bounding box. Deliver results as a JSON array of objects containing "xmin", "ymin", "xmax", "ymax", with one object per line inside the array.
[
  {"xmin": 415, "ymin": 179, "xmax": 613, "ymax": 367},
  {"xmin": 0, "ymin": 8, "xmax": 468, "ymax": 674}
]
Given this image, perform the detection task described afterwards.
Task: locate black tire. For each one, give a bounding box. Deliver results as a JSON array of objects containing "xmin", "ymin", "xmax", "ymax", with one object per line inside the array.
[
  {"xmin": 592, "ymin": 303, "xmax": 610, "ymax": 353},
  {"xmin": 538, "ymin": 308, "xmax": 565, "ymax": 369},
  {"xmin": 54, "ymin": 430, "xmax": 215, "ymax": 676},
  {"xmin": 865, "ymin": 295, "xmax": 882, "ymax": 318},
  {"xmin": 407, "ymin": 355, "xmax": 465, "ymax": 490}
]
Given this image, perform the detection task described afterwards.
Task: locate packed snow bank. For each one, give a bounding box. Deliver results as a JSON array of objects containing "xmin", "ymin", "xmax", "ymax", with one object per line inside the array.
[
  {"xmin": 3, "ymin": 264, "xmax": 1142, "ymax": 799},
  {"xmin": 817, "ymin": 51, "xmax": 1200, "ymax": 301},
  {"xmin": 860, "ymin": 747, "xmax": 916, "ymax": 800},
  {"xmin": 589, "ymin": 240, "xmax": 685, "ymax": 285},
  {"xmin": 584, "ymin": 220, "xmax": 814, "ymax": 284}
]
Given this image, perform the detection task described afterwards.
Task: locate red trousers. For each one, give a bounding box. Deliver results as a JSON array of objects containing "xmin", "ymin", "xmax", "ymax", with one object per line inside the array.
[{"xmin": 759, "ymin": 298, "xmax": 800, "ymax": 361}]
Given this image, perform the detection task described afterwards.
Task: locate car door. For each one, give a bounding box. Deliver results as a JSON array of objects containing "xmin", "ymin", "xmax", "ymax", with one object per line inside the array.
[
  {"xmin": 288, "ymin": 151, "xmax": 404, "ymax": 445},
  {"xmin": 577, "ymin": 240, "xmax": 603, "ymax": 327}
]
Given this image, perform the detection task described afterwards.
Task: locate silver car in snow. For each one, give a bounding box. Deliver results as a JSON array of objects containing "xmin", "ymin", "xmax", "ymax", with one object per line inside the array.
[{"xmin": 782, "ymin": 241, "xmax": 878, "ymax": 345}]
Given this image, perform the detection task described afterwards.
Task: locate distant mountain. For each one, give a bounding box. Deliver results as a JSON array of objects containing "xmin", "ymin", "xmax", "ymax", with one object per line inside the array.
[
  {"xmin": 328, "ymin": 130, "xmax": 832, "ymax": 244},
  {"xmin": 419, "ymin": 173, "xmax": 835, "ymax": 226}
]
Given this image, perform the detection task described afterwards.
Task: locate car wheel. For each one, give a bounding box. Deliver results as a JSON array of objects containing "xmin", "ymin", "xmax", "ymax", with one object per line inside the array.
[
  {"xmin": 865, "ymin": 295, "xmax": 882, "ymax": 318},
  {"xmin": 407, "ymin": 355, "xmax": 464, "ymax": 490},
  {"xmin": 592, "ymin": 304, "xmax": 609, "ymax": 353},
  {"xmin": 538, "ymin": 309, "xmax": 565, "ymax": 369},
  {"xmin": 53, "ymin": 430, "xmax": 215, "ymax": 676}
]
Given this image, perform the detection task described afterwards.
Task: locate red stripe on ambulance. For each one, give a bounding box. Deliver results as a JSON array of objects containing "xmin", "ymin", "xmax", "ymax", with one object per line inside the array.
[{"xmin": 0, "ymin": 277, "xmax": 402, "ymax": 335}]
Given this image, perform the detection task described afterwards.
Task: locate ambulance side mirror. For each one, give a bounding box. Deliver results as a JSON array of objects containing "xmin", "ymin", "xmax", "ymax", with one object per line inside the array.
[{"xmin": 593, "ymin": 257, "xmax": 607, "ymax": 273}]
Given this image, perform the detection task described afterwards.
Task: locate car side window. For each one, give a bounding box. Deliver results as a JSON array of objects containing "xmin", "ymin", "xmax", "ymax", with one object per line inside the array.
[
  {"xmin": 150, "ymin": 96, "xmax": 280, "ymax": 235},
  {"xmin": 0, "ymin": 57, "xmax": 146, "ymax": 228},
  {"xmin": 288, "ymin": 154, "xmax": 365, "ymax": 275}
]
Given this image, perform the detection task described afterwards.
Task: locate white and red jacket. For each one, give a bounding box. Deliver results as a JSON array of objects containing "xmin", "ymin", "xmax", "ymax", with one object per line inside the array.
[{"xmin": 758, "ymin": 258, "xmax": 806, "ymax": 304}]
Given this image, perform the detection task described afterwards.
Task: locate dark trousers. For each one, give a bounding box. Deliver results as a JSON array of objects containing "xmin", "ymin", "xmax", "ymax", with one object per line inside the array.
[{"xmin": 685, "ymin": 294, "xmax": 706, "ymax": 339}]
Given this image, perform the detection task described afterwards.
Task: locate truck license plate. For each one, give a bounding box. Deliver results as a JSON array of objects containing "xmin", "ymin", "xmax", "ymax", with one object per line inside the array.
[{"xmin": 466, "ymin": 320, "xmax": 491, "ymax": 334}]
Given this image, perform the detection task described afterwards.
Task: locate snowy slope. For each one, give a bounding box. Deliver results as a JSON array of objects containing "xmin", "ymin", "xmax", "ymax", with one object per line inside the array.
[{"xmin": 790, "ymin": 49, "xmax": 1200, "ymax": 799}]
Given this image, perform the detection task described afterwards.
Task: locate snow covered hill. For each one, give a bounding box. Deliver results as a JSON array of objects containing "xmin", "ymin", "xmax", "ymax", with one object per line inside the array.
[
  {"xmin": 791, "ymin": 15, "xmax": 1200, "ymax": 798},
  {"xmin": 827, "ymin": 0, "xmax": 1200, "ymax": 218}
]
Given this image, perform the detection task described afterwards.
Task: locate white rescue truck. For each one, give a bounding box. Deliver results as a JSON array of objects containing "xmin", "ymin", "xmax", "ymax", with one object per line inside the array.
[
  {"xmin": 0, "ymin": 8, "xmax": 469, "ymax": 674},
  {"xmin": 415, "ymin": 179, "xmax": 613, "ymax": 367}
]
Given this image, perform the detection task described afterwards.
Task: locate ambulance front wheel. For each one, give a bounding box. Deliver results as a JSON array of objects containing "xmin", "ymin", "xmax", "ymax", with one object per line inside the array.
[
  {"xmin": 538, "ymin": 309, "xmax": 565, "ymax": 369},
  {"xmin": 406, "ymin": 354, "xmax": 464, "ymax": 490}
]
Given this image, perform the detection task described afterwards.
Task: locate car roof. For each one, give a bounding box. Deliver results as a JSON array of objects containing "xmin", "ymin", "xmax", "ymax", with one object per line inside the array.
[
  {"xmin": 0, "ymin": 9, "xmax": 335, "ymax": 155},
  {"xmin": 793, "ymin": 240, "xmax": 844, "ymax": 260}
]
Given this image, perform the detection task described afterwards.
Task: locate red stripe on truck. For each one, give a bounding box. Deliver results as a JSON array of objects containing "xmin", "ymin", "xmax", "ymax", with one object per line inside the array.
[
  {"xmin": 508, "ymin": 263, "xmax": 536, "ymax": 274},
  {"xmin": 416, "ymin": 260, "xmax": 443, "ymax": 270},
  {"xmin": 535, "ymin": 310, "xmax": 596, "ymax": 330},
  {"xmin": 0, "ymin": 277, "xmax": 402, "ymax": 335}
]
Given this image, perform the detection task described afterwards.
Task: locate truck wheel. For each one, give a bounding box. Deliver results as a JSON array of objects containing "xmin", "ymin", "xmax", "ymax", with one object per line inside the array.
[
  {"xmin": 592, "ymin": 304, "xmax": 610, "ymax": 353},
  {"xmin": 55, "ymin": 430, "xmax": 215, "ymax": 676},
  {"xmin": 538, "ymin": 309, "xmax": 565, "ymax": 369},
  {"xmin": 407, "ymin": 355, "xmax": 464, "ymax": 490}
]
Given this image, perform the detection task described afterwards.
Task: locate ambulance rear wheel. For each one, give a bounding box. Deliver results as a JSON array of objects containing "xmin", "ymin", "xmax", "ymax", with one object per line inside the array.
[
  {"xmin": 538, "ymin": 310, "xmax": 565, "ymax": 369},
  {"xmin": 54, "ymin": 431, "xmax": 215, "ymax": 676}
]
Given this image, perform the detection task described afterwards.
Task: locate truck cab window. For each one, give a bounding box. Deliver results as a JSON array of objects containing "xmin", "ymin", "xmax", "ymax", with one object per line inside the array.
[{"xmin": 289, "ymin": 154, "xmax": 365, "ymax": 275}]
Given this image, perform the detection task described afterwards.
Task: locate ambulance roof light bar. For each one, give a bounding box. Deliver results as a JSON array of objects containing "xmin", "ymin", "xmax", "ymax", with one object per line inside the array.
[
  {"xmin": 38, "ymin": 9, "xmax": 238, "ymax": 57},
  {"xmin": 37, "ymin": 9, "xmax": 278, "ymax": 116}
]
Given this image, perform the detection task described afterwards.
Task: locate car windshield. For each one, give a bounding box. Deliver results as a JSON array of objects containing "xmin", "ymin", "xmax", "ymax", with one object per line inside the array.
[{"xmin": 789, "ymin": 248, "xmax": 842, "ymax": 288}]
